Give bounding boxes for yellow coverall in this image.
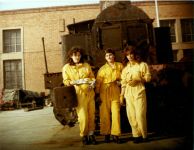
[62,63,96,137]
[121,62,151,138]
[96,62,123,136]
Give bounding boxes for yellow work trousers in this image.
[99,83,121,136]
[125,88,147,138]
[76,88,95,137]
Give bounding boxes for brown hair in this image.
[104,48,115,56]
[66,46,84,65]
[122,45,141,66]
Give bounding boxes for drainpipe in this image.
[42,37,49,74]
[155,0,160,27]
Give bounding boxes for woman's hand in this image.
[120,95,125,106]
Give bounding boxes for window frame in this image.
[3,59,23,89]
[3,29,22,53]
[181,18,194,42]
[160,19,176,43]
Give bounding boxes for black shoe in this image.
[133,136,143,144]
[82,136,88,145]
[142,137,149,142]
[112,135,121,144]
[128,136,135,141]
[88,135,97,145]
[104,135,110,143]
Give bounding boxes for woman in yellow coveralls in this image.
[95,48,123,144]
[120,45,151,143]
[62,47,96,145]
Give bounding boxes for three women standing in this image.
[62,45,151,144]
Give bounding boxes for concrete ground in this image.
[0,107,192,150]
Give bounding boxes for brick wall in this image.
[0,4,100,93]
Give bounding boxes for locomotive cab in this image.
[62,1,157,68]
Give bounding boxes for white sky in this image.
[0,0,190,11]
[0,0,100,11]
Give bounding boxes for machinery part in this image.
[53,107,78,127]
[53,86,78,126]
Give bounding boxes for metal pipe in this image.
[42,37,49,74]
[155,0,160,27]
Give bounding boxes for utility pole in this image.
[155,0,160,27]
[42,37,49,74]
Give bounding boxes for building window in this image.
[3,60,23,89]
[160,19,176,42]
[181,19,194,42]
[3,29,21,53]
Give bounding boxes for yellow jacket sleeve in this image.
[141,62,151,82]
[86,63,95,81]
[95,67,104,93]
[62,64,71,86]
[121,67,128,88]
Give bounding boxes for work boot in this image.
[142,137,149,142]
[82,135,88,145]
[104,135,110,143]
[88,135,97,145]
[112,135,121,144]
[133,136,143,144]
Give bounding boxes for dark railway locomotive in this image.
[63,1,157,67]
[44,1,193,136]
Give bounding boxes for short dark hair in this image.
[104,48,115,56]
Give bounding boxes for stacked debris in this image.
[0,89,45,111]
[0,89,19,110]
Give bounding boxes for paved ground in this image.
[0,107,192,150]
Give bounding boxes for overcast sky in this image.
[0,0,100,11]
[0,0,189,11]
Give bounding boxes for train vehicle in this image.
[44,1,193,135]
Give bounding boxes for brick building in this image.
[0,1,193,94]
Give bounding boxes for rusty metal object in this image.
[52,86,78,126]
[44,72,63,89]
[53,86,77,108]
[24,106,44,112]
